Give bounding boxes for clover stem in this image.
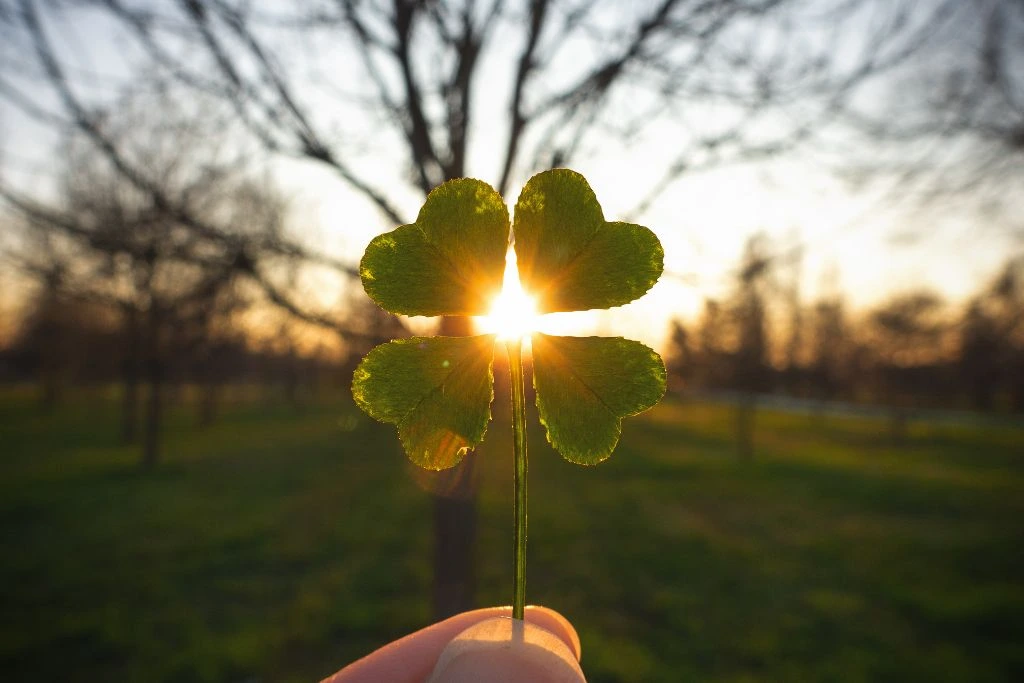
[507,337,528,621]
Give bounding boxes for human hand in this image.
[322,606,586,683]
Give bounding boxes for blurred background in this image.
[1,0,1022,681]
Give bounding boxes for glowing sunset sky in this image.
[2,2,1019,353]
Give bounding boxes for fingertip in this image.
[524,605,582,662]
[320,605,583,683]
[426,616,586,683]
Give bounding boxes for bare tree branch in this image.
[496,0,548,195]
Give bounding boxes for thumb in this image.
[425,616,586,683]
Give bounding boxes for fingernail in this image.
[427,617,586,683]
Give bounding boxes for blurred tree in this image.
[9,96,293,468]
[192,325,247,428]
[1,0,931,213]
[837,0,1024,240]
[665,319,694,393]
[9,283,121,405]
[729,235,773,459]
[868,290,948,442]
[960,300,1003,412]
[0,0,970,617]
[779,245,806,396]
[693,299,726,390]
[959,256,1024,412]
[338,287,410,380]
[808,297,849,404]
[17,253,68,412]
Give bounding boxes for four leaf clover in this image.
[352,169,667,469]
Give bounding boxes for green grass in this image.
[1,387,1022,682]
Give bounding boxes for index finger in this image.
[322,606,581,683]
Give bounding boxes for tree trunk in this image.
[198,379,219,428]
[431,460,479,618]
[143,355,163,469]
[431,315,479,619]
[40,370,60,413]
[122,368,139,444]
[889,406,909,445]
[735,393,757,460]
[196,344,220,429]
[37,303,63,413]
[121,307,140,444]
[972,382,993,413]
[39,322,62,413]
[1009,360,1024,414]
[142,308,162,470]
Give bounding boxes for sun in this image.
[475,248,539,341]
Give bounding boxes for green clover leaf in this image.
[352,170,666,469]
[532,333,666,465]
[352,335,496,470]
[360,178,509,316]
[514,169,665,313]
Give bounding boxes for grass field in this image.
[1,386,1022,682]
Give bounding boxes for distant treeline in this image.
[0,295,354,404]
[0,276,406,468]
[665,240,1024,417]
[3,234,1022,467]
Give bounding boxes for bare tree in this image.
[693,298,730,391]
[868,290,949,442]
[0,0,959,617]
[808,297,849,404]
[664,319,694,393]
[11,251,72,411]
[779,246,805,395]
[960,299,1003,412]
[959,256,1024,412]
[728,235,773,459]
[835,0,1024,240]
[8,95,297,467]
[0,1,919,207]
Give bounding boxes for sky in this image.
[276,135,1017,352]
[1,1,1020,353]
